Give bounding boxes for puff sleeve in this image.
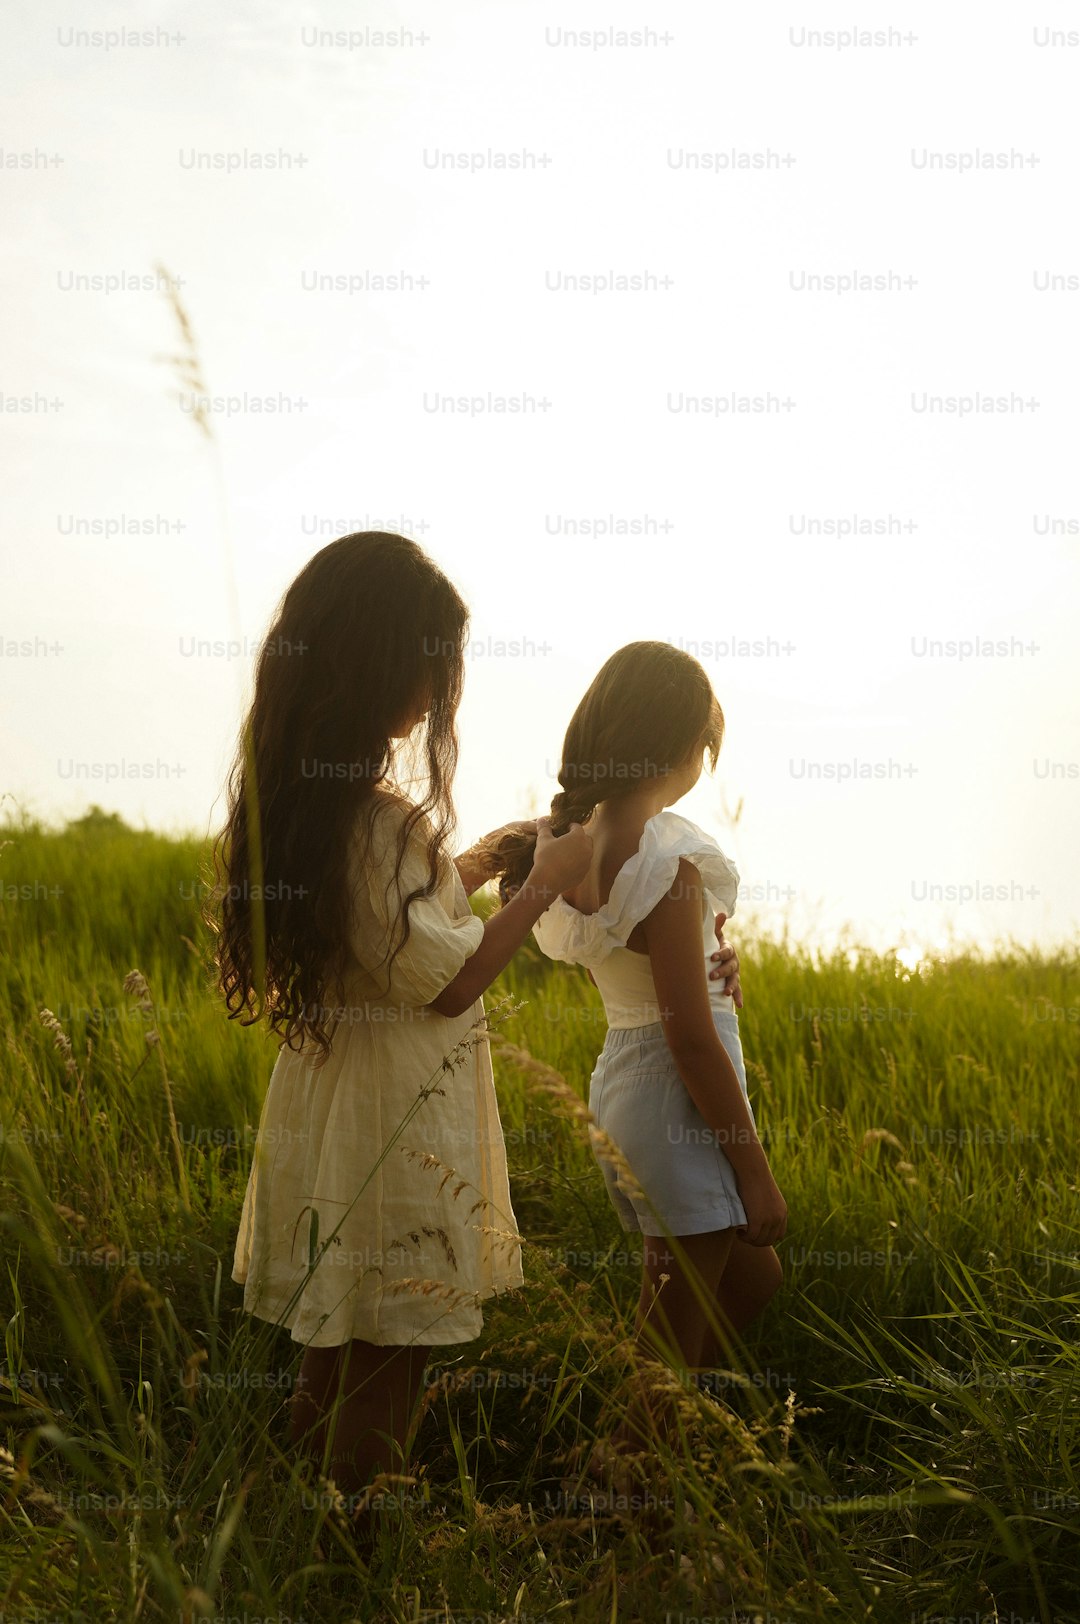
[532,809,739,970]
[347,797,485,1007]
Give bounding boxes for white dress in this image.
[232,794,525,1348]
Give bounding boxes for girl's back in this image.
[534,806,739,1029]
[561,810,651,951]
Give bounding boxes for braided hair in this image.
[484,640,724,901]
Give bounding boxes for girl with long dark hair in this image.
[215,532,591,1523]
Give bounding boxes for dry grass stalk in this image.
[123,969,190,1211]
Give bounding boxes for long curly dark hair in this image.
[211,532,469,1061]
[485,640,725,896]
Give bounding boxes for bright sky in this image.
[3,1,1078,957]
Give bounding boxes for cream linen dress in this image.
[232,793,525,1347]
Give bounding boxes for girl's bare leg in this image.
[698,1241,783,1368]
[291,1339,429,1523]
[290,1342,346,1468]
[609,1228,737,1470]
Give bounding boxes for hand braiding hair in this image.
[549,782,604,837]
[481,781,605,901]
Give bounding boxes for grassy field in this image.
[1,806,1078,1624]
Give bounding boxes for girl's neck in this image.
[591,785,682,831]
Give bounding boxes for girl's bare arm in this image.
[430,819,590,1018]
[642,858,787,1247]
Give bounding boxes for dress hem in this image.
[230,1269,526,1349]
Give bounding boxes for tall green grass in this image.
[1,808,1078,1622]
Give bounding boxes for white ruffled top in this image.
[532,809,740,1029]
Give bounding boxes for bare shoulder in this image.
[599,823,649,889]
[664,854,703,903]
[563,818,647,914]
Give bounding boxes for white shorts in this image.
[587,1006,754,1237]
